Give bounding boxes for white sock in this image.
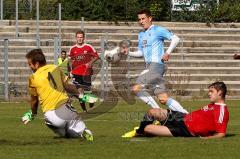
[78,93,84,99]
[166,98,188,114]
[137,91,160,108]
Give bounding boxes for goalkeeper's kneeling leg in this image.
[65,119,86,138]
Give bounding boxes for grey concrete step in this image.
[3,38,240,48]
[175,47,240,54]
[2,32,240,42]
[93,66,240,75]
[4,53,54,60]
[0,46,63,52]
[0,67,32,75]
[4,20,240,28]
[0,45,238,55]
[2,25,240,35]
[0,47,238,57]
[0,59,54,67]
[165,60,240,67]
[110,59,240,67]
[86,27,240,35]
[167,67,240,74]
[170,54,235,60]
[3,51,234,60]
[0,39,56,46]
[84,39,240,48]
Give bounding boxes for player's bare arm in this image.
[86,56,99,68]
[22,95,38,124]
[29,95,39,115]
[200,133,226,139]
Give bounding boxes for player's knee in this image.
[46,123,66,137]
[144,125,154,135]
[132,84,142,94]
[66,120,86,138]
[157,93,169,105]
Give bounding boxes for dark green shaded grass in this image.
[0,100,239,159]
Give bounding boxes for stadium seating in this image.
[0,20,240,99]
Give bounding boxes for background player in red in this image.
[69,30,99,112]
[122,81,229,139]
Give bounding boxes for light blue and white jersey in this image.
[138,25,173,64]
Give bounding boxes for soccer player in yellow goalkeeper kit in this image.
[22,49,97,140]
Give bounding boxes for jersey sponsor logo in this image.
[142,40,147,47]
[202,105,214,111]
[72,55,85,61]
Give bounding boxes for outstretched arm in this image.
[201,133,226,139]
[121,48,143,57]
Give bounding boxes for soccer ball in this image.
[104,46,121,63]
[104,40,131,63]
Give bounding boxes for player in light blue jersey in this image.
[122,9,187,114]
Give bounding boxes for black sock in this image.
[136,121,154,134]
[80,102,87,112]
[136,113,154,134]
[89,103,94,108]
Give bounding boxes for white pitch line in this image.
[129,138,148,142]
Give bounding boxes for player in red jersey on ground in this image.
[122,81,229,139]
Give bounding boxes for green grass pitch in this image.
[0,99,239,159]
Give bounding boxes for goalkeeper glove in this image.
[79,93,98,103]
[22,110,35,124]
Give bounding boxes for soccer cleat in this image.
[82,129,94,141]
[80,93,98,103]
[21,110,34,124]
[121,127,139,138]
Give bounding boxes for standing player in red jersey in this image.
[69,30,99,112]
[122,81,229,139]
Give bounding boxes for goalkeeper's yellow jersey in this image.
[28,64,69,112]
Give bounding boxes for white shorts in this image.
[44,103,86,138]
[136,62,167,94]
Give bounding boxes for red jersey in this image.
[69,44,99,75]
[184,103,229,137]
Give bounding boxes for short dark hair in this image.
[137,9,152,17]
[75,30,85,37]
[61,50,66,54]
[208,81,227,99]
[26,49,46,65]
